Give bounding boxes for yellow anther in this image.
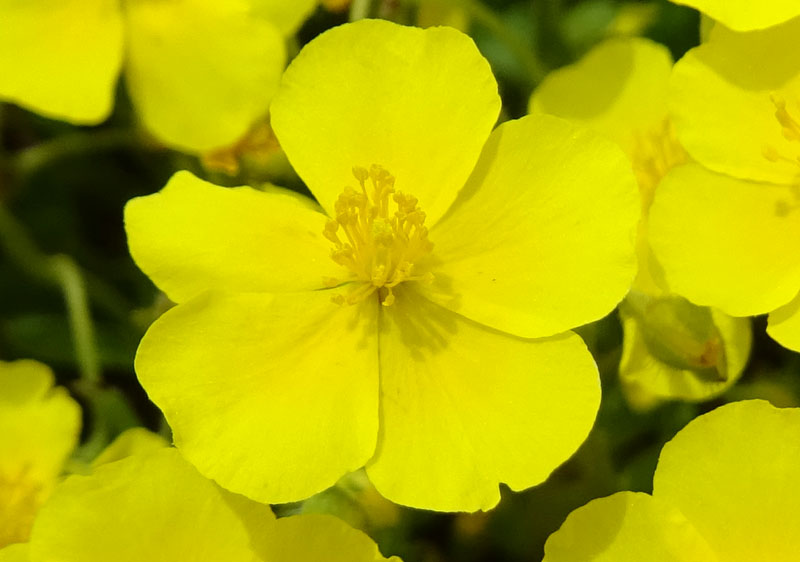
[631,119,688,204]
[323,165,435,306]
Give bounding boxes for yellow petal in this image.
[125,171,340,304]
[135,290,379,504]
[531,37,673,159]
[649,164,800,316]
[619,304,751,410]
[29,448,273,562]
[257,514,400,562]
[670,18,800,185]
[123,0,285,152]
[654,400,800,562]
[0,0,123,123]
[251,0,317,35]
[422,114,639,339]
[91,428,168,469]
[668,0,800,31]
[270,19,500,225]
[542,492,718,562]
[0,545,28,562]
[767,290,800,351]
[366,288,600,512]
[0,360,80,547]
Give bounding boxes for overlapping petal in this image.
[28,448,273,562]
[251,0,317,34]
[366,288,600,512]
[135,290,379,504]
[654,400,800,561]
[257,514,400,562]
[543,492,718,562]
[670,18,800,185]
[0,545,28,562]
[270,19,501,225]
[421,114,638,339]
[123,0,285,152]
[0,0,124,123]
[767,291,800,351]
[619,308,751,409]
[668,0,800,31]
[125,171,340,303]
[531,37,673,159]
[649,164,800,316]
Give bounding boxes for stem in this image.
[11,128,150,179]
[464,0,548,84]
[0,205,101,385]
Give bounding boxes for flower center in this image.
[762,94,800,168]
[0,468,43,547]
[630,119,688,208]
[324,165,434,306]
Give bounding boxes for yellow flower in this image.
[531,38,751,409]
[5,448,398,562]
[126,20,639,512]
[542,399,800,561]
[0,360,80,548]
[649,17,800,352]
[667,0,800,31]
[0,0,315,153]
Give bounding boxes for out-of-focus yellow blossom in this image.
[6,448,398,562]
[0,0,315,153]
[125,20,639,512]
[417,0,469,31]
[650,17,800,352]
[531,38,751,409]
[320,0,350,12]
[90,427,168,468]
[0,360,80,548]
[668,0,800,31]
[543,400,800,561]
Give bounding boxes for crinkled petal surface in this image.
[123,0,285,152]
[270,19,501,225]
[257,514,400,562]
[654,400,800,562]
[0,0,123,123]
[543,492,718,562]
[366,288,600,512]
[422,114,638,339]
[28,448,273,562]
[670,18,800,184]
[135,290,379,504]
[531,37,672,156]
[251,0,317,34]
[649,164,800,316]
[619,308,751,409]
[767,290,800,351]
[125,171,339,303]
[668,0,800,31]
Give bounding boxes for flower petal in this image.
[125,171,340,304]
[531,37,673,158]
[421,114,639,339]
[654,400,800,561]
[257,514,400,562]
[29,448,273,562]
[251,0,317,35]
[619,306,751,410]
[542,492,718,562]
[649,164,800,316]
[366,288,600,512]
[135,290,379,504]
[0,545,28,562]
[767,290,800,351]
[668,0,800,31]
[124,0,285,152]
[91,428,168,469]
[270,19,500,225]
[0,0,123,123]
[670,18,800,185]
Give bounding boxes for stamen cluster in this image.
[323,165,434,306]
[763,94,800,168]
